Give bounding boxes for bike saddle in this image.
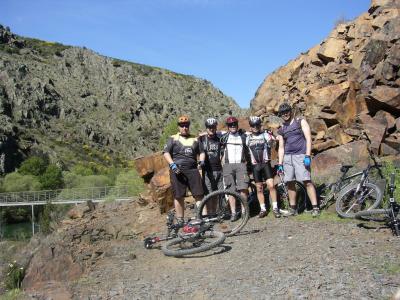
[340,165,353,173]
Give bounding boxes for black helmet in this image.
[249,116,261,127]
[205,117,218,128]
[278,103,292,115]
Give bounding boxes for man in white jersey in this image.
[221,116,250,221]
[246,116,281,218]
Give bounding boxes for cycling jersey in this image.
[163,133,202,169]
[245,132,274,165]
[221,132,248,164]
[199,134,222,171]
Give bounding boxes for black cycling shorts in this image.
[170,168,204,199]
[252,162,274,183]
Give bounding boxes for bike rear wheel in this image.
[276,180,309,213]
[161,230,226,257]
[335,182,383,218]
[197,190,249,237]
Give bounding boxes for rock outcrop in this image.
[0,25,243,173]
[251,0,400,172]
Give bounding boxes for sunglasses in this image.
[279,110,291,116]
[227,123,238,127]
[251,125,261,128]
[178,123,190,128]
[206,126,217,130]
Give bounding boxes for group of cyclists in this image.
[162,103,320,225]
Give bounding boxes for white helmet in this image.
[205,118,218,128]
[249,116,261,127]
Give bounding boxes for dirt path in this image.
[60,214,400,299]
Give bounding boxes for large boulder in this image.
[312,140,370,184]
[134,152,167,181]
[149,167,174,214]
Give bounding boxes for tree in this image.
[39,165,64,190]
[18,156,48,176]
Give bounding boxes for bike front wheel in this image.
[354,208,391,222]
[197,190,249,237]
[161,230,226,257]
[335,182,383,218]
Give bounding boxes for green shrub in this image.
[18,156,48,176]
[39,165,63,190]
[4,261,25,290]
[114,169,145,196]
[71,164,95,176]
[62,171,83,188]
[75,175,112,188]
[158,119,178,150]
[38,201,55,235]
[3,172,41,192]
[382,161,400,203]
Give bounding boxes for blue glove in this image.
[277,164,284,175]
[169,162,181,174]
[198,161,205,168]
[303,155,311,168]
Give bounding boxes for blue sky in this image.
[1,0,370,108]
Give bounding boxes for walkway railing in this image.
[0,185,134,206]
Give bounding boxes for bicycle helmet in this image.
[278,103,292,115]
[205,117,218,128]
[177,115,190,124]
[249,116,261,127]
[226,116,238,125]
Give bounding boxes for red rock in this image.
[134,152,168,180]
[359,113,387,153]
[369,86,400,109]
[380,143,399,156]
[373,110,396,129]
[149,167,174,214]
[312,140,370,183]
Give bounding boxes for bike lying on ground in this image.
[144,209,225,257]
[355,173,399,236]
[196,187,249,237]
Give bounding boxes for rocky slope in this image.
[251,0,399,177]
[7,201,400,299]
[0,25,242,173]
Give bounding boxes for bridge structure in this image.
[0,185,135,235]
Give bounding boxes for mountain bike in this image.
[196,187,249,237]
[248,168,309,215]
[144,209,225,257]
[355,173,399,236]
[318,132,385,211]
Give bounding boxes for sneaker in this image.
[283,207,297,217]
[230,212,240,222]
[272,208,282,218]
[258,210,267,218]
[311,208,320,217]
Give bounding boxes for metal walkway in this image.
[0,185,136,236]
[0,185,134,207]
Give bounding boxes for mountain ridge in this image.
[0,25,243,173]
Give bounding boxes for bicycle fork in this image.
[345,183,375,214]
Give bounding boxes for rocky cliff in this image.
[0,25,242,173]
[251,0,399,165]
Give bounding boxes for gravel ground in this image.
[68,214,400,300]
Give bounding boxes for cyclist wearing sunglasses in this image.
[198,118,224,194]
[220,116,251,221]
[246,116,281,218]
[276,103,320,217]
[163,115,205,222]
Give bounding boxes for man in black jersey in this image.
[199,118,223,213]
[163,115,205,222]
